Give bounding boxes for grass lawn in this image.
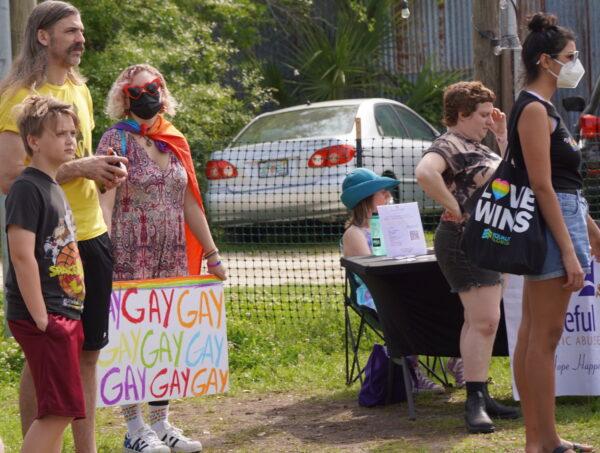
[1,295,600,451]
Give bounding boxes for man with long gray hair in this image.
[0,2,127,451]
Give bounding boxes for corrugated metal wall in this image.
[545,0,600,123]
[391,0,473,78]
[390,0,600,120]
[255,0,600,119]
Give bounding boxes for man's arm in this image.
[0,131,27,194]
[7,225,48,331]
[56,153,128,187]
[0,130,129,191]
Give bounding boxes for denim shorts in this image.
[434,221,503,293]
[525,191,591,281]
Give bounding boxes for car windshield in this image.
[231,105,359,145]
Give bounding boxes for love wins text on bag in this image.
[462,158,547,275]
[474,179,537,242]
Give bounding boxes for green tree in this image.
[72,0,272,171]
[258,0,462,127]
[287,0,396,102]
[383,61,463,129]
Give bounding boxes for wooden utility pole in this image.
[473,0,518,114]
[473,0,517,150]
[9,0,36,57]
[472,0,502,100]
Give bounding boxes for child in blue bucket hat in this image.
[340,168,398,210]
[340,168,462,393]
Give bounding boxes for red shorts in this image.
[9,314,85,419]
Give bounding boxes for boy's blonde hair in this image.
[15,95,80,156]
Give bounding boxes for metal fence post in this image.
[355,117,363,168]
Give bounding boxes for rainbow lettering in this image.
[97,276,228,407]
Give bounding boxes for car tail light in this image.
[307,145,356,168]
[580,114,600,139]
[205,160,238,180]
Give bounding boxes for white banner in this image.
[96,276,228,407]
[504,260,600,398]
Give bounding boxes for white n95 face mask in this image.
[550,58,586,89]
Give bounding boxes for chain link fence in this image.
[207,101,600,322]
[205,100,443,321]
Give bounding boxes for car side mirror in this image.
[562,96,586,112]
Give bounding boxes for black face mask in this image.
[129,93,162,120]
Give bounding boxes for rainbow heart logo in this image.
[491,179,510,200]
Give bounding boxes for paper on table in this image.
[377,202,427,258]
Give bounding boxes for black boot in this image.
[482,384,521,419]
[465,391,495,434]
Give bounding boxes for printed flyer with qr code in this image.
[377,202,427,259]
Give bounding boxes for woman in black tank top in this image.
[511,13,600,453]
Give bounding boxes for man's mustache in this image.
[68,44,85,53]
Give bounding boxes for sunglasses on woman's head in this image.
[122,78,161,99]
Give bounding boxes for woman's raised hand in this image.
[490,108,507,141]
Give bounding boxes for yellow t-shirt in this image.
[0,80,107,241]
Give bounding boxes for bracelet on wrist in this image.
[203,248,219,259]
[206,260,222,268]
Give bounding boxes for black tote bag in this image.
[461,148,547,275]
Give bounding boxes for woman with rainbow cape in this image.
[97,63,226,453]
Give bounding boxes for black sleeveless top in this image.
[508,91,582,191]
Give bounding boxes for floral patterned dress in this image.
[96,128,188,280]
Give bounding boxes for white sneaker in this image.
[123,425,171,453]
[153,422,203,453]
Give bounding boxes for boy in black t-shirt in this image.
[5,96,86,452]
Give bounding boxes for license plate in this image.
[258,159,288,178]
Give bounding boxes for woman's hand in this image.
[587,216,600,261]
[562,250,585,292]
[206,254,227,280]
[447,200,463,221]
[589,231,600,262]
[490,108,507,144]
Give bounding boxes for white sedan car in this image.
[205,98,440,225]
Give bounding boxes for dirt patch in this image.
[145,390,507,452]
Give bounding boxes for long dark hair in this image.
[521,12,575,85]
[0,1,85,96]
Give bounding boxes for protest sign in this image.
[96,275,228,407]
[504,260,600,398]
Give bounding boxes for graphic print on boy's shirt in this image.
[44,206,85,307]
[4,167,86,320]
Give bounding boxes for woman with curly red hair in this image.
[416,81,520,434]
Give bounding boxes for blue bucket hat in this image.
[340,168,399,209]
